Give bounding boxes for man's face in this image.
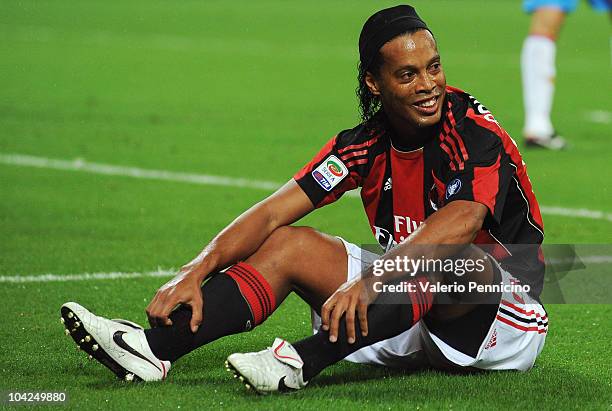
[367,30,446,133]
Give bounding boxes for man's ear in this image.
[365,72,381,96]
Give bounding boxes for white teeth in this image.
[416,97,436,108]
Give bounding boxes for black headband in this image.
[359,5,430,70]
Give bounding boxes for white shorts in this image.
[311,238,548,371]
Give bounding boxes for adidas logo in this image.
[384,177,392,191]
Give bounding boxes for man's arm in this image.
[146,179,314,331]
[363,200,487,284]
[320,200,488,342]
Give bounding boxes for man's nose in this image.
[415,71,435,93]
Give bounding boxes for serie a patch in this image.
[311,155,348,191]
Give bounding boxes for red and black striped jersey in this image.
[294,86,545,297]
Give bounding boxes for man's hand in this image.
[320,278,376,344]
[146,268,205,333]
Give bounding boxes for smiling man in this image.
[60,5,548,391]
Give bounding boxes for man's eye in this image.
[400,72,415,80]
[430,63,441,71]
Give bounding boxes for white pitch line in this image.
[1,256,610,283]
[584,110,612,125]
[0,268,175,283]
[547,255,612,265]
[1,153,611,223]
[539,206,612,222]
[0,153,279,191]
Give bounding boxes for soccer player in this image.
[60,5,549,391]
[521,0,611,149]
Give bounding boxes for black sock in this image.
[294,281,433,381]
[145,273,254,362]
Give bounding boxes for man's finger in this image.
[155,295,177,327]
[320,298,334,331]
[345,300,357,344]
[329,302,346,343]
[146,311,156,328]
[146,294,162,328]
[357,302,369,337]
[189,295,204,333]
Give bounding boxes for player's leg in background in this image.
[144,226,350,362]
[521,0,574,149]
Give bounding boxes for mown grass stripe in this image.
[1,153,611,223]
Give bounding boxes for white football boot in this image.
[226,338,307,394]
[60,302,170,382]
[525,133,567,150]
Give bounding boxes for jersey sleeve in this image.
[442,113,514,227]
[293,129,369,208]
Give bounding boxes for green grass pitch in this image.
[1,0,611,409]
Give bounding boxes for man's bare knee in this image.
[244,226,346,305]
[247,226,346,281]
[263,226,320,254]
[530,8,566,38]
[247,226,324,272]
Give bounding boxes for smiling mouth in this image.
[412,95,440,115]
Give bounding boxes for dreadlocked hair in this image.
[356,56,384,129]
